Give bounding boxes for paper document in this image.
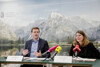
[54,56,72,63]
[24,57,46,60]
[6,56,23,61]
[73,57,96,61]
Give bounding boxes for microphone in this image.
[42,45,58,56]
[73,45,81,57]
[50,46,62,60]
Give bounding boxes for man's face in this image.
[31,29,40,39]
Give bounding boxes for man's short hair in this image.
[31,27,40,32]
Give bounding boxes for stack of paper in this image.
[73,57,96,61]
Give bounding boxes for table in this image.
[0,57,100,67]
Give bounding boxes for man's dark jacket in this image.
[24,38,50,58]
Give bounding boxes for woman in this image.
[69,30,100,59]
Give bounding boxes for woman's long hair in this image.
[73,30,89,47]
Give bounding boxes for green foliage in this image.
[16,37,25,44]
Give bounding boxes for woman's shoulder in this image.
[87,42,94,47]
[71,44,75,48]
[88,42,93,45]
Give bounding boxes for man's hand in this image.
[22,49,29,56]
[34,50,42,57]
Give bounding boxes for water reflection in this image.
[0,44,100,57]
[0,44,24,57]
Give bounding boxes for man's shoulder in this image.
[26,39,32,43]
[39,38,47,42]
[39,38,46,41]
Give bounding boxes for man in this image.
[21,27,50,67]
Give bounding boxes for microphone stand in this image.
[75,51,78,57]
[43,53,49,60]
[50,51,57,60]
[50,46,62,60]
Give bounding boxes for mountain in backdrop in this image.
[14,18,46,40]
[15,12,100,42]
[0,19,17,41]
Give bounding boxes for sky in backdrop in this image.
[0,0,100,27]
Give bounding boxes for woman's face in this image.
[76,33,84,42]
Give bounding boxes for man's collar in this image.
[32,38,39,42]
